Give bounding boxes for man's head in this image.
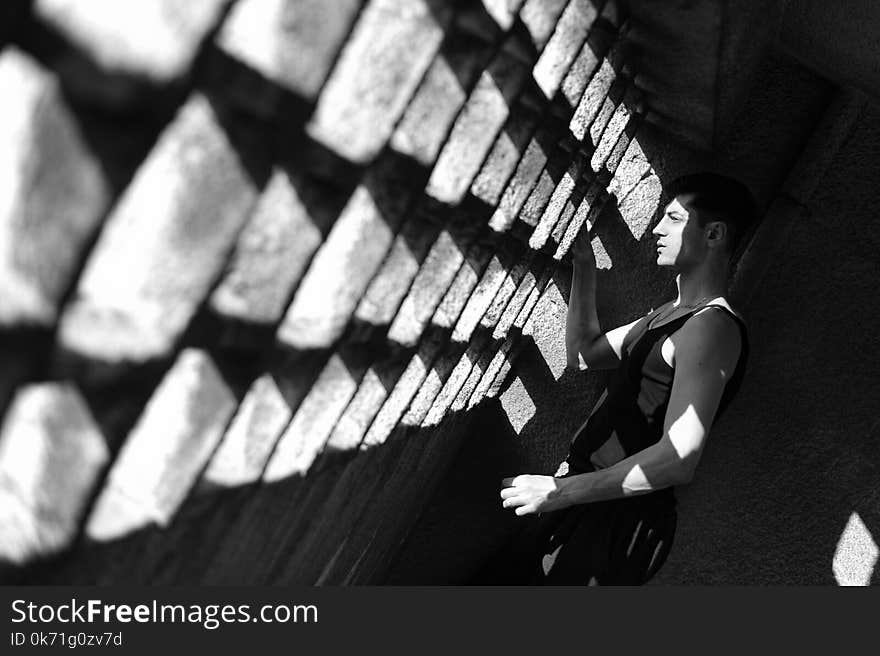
[652,172,757,270]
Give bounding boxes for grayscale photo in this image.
[0,0,878,590]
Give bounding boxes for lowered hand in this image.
[500,475,569,516]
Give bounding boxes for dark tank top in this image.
[566,299,749,475]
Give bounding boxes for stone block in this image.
[470,104,538,207]
[522,280,567,379]
[426,53,528,205]
[468,336,516,406]
[209,170,340,326]
[262,354,362,482]
[530,154,585,249]
[199,375,292,490]
[58,95,259,367]
[431,245,492,330]
[479,257,531,331]
[86,350,237,541]
[0,384,108,564]
[362,334,443,447]
[452,253,511,343]
[591,85,640,173]
[485,337,521,399]
[324,358,409,454]
[354,207,442,328]
[546,189,581,249]
[387,230,465,348]
[0,49,109,327]
[607,132,652,201]
[512,266,554,333]
[554,182,606,259]
[587,78,626,151]
[489,128,553,232]
[533,0,600,99]
[401,345,464,427]
[518,155,568,227]
[618,173,663,240]
[421,337,489,426]
[569,41,623,141]
[602,113,642,177]
[519,0,571,53]
[35,0,228,83]
[391,31,493,167]
[306,0,452,164]
[559,1,614,108]
[450,338,500,414]
[277,157,415,350]
[492,264,541,340]
[218,0,363,101]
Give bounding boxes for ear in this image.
[705,221,727,248]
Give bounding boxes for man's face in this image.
[652,194,707,270]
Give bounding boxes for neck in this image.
[673,258,729,307]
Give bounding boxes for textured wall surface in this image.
[1,0,661,584]
[654,95,880,585]
[0,0,872,586]
[387,85,880,585]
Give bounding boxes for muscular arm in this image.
[502,308,742,514]
[566,230,643,371]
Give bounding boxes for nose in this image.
[652,219,665,236]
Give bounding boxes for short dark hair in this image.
[664,172,758,256]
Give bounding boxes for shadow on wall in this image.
[384,190,678,584]
[5,375,486,586]
[3,0,864,586]
[655,106,880,584]
[388,94,880,586]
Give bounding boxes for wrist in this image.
[554,476,577,509]
[558,472,593,507]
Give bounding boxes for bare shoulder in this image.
[674,301,743,367]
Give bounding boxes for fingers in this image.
[501,494,536,515]
[500,475,545,516]
[501,495,525,508]
[501,474,535,488]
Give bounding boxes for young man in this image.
[499,172,757,584]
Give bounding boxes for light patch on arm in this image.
[666,404,706,459]
[621,463,652,494]
[661,337,675,367]
[604,316,644,361]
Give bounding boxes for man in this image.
[499,172,757,584]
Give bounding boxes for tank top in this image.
[566,299,749,475]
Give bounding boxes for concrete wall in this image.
[386,48,837,583]
[779,0,880,100]
[0,1,869,586]
[655,92,880,585]
[0,0,677,585]
[389,81,880,585]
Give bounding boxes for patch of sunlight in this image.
[499,376,536,434]
[833,511,878,586]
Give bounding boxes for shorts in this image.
[530,489,677,585]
